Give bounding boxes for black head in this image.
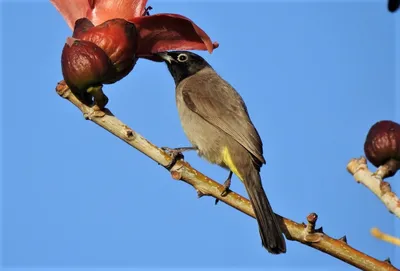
[156,51,211,85]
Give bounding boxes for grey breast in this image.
[175,75,226,166]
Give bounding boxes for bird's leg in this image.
[161,146,197,169]
[162,147,197,153]
[221,171,233,196]
[215,171,233,205]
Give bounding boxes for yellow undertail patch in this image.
[221,146,244,181]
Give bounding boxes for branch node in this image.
[303,232,324,243]
[170,170,182,180]
[339,235,348,243]
[122,125,135,139]
[359,156,367,165]
[347,157,369,182]
[306,213,318,233]
[303,213,323,243]
[56,80,70,98]
[83,106,106,120]
[379,181,392,195]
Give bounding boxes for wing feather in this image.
[180,68,265,164]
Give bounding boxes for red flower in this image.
[61,37,114,108]
[71,18,138,83]
[50,0,218,56]
[52,0,218,108]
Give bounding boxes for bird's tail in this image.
[244,168,286,254]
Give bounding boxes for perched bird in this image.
[156,51,286,254]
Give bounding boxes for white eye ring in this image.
[177,54,188,62]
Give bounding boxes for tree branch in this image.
[56,81,398,271]
[347,157,400,219]
[371,228,400,247]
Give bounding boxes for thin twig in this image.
[56,81,399,271]
[347,157,400,218]
[371,228,400,247]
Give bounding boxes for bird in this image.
[156,51,286,254]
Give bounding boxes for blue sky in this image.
[1,0,399,270]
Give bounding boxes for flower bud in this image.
[364,120,400,177]
[61,37,114,102]
[73,18,138,83]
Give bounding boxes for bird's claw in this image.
[161,147,185,169]
[215,176,232,205]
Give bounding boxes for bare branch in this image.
[347,157,400,218]
[371,228,400,247]
[56,81,399,271]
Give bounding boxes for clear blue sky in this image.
[1,0,399,270]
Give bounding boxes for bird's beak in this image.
[156,52,176,64]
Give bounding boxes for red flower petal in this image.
[50,0,92,29]
[88,0,149,25]
[73,18,138,83]
[130,13,216,56]
[50,0,148,29]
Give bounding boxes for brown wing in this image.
[180,68,266,164]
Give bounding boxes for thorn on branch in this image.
[303,213,323,243]
[315,227,324,233]
[384,258,392,264]
[196,189,205,198]
[339,235,348,243]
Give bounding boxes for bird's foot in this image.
[161,147,196,169]
[215,172,233,205]
[220,178,232,197]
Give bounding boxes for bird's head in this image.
[155,51,211,85]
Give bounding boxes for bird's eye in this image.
[177,54,188,62]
